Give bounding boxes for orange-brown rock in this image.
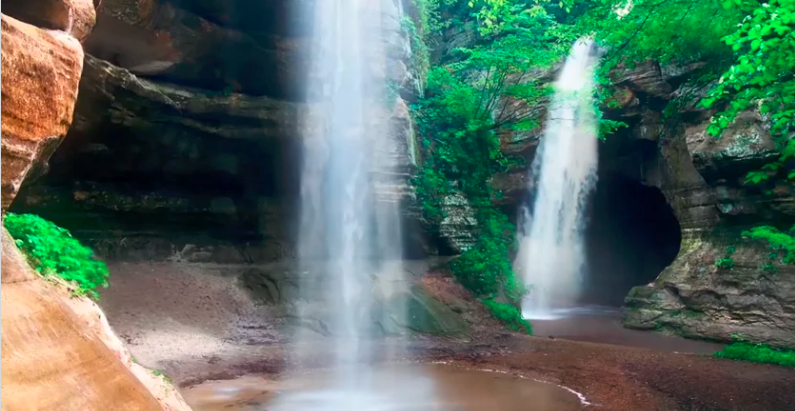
[0,228,190,410]
[1,15,84,211]
[1,0,96,40]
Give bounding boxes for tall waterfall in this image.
[271,0,436,409]
[517,39,600,320]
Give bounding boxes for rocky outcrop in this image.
[1,15,85,211]
[83,0,309,99]
[600,63,795,348]
[0,228,191,411]
[622,106,795,348]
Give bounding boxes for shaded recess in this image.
[582,171,681,307]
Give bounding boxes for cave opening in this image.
[581,173,682,307]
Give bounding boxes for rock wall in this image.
[11,0,428,261]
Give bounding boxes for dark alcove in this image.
[581,174,682,307]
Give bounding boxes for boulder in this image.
[1,0,96,40]
[1,15,84,211]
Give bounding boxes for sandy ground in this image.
[99,262,795,411]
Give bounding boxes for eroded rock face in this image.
[1,15,84,211]
[84,0,310,99]
[611,65,795,348]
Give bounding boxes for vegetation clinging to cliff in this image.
[742,226,795,265]
[4,213,109,299]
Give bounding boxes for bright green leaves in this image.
[715,342,795,367]
[742,225,795,265]
[742,140,795,185]
[703,0,795,139]
[744,170,771,185]
[482,298,533,334]
[4,213,109,299]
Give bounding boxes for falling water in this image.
[517,39,600,320]
[271,0,437,409]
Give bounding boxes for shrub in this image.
[482,298,532,335]
[4,213,109,299]
[714,342,795,368]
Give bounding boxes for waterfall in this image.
[271,0,437,409]
[517,39,600,320]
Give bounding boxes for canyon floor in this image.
[177,334,795,411]
[99,262,795,411]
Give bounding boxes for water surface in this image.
[182,364,586,411]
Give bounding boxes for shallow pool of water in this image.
[182,364,587,411]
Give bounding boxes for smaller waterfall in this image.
[517,39,600,319]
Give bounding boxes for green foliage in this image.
[715,342,795,368]
[743,140,795,185]
[742,225,795,265]
[412,58,528,306]
[715,245,736,270]
[482,298,533,335]
[4,213,109,299]
[702,0,795,139]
